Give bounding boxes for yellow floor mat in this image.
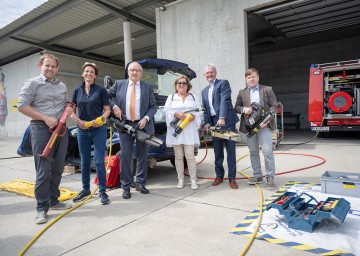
[0,180,77,201]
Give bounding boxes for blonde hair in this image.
[173,76,192,93]
[245,68,259,77]
[38,54,59,67]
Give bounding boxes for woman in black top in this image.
[70,62,111,205]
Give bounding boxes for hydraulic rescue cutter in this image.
[108,117,163,148]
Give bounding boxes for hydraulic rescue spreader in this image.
[170,108,202,137]
[172,113,194,137]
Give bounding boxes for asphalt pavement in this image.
[1,130,359,256]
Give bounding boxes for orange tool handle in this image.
[41,103,73,158]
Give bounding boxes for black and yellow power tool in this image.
[108,116,163,147]
[206,125,245,142]
[170,108,202,137]
[172,113,193,137]
[245,102,276,138]
[85,116,107,128]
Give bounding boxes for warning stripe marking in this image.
[231,181,354,256]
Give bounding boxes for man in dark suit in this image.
[109,62,157,199]
[234,68,278,190]
[201,64,240,189]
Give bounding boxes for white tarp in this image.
[244,184,360,255]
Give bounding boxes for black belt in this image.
[30,120,46,125]
[126,120,140,123]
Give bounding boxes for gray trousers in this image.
[30,123,68,212]
[246,127,275,178]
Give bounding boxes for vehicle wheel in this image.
[184,158,188,169]
[114,150,135,183]
[170,158,175,167]
[323,132,331,138]
[109,143,120,155]
[317,132,324,138]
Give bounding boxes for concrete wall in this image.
[0,51,123,137]
[156,0,282,105]
[249,36,360,129]
[156,0,360,129]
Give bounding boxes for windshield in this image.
[142,69,182,96]
[154,107,165,122]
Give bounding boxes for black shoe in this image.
[122,189,131,199]
[73,190,91,202]
[99,192,110,205]
[135,184,149,194]
[130,181,136,188]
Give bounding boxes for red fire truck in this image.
[308,59,360,135]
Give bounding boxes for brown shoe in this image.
[212,177,223,186]
[229,179,238,189]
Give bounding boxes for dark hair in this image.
[245,68,259,77]
[82,62,98,75]
[173,76,192,93]
[38,54,59,67]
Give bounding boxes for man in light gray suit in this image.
[202,64,240,189]
[109,62,157,199]
[234,68,278,190]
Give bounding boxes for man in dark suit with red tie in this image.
[201,64,240,189]
[109,62,157,199]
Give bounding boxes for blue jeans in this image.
[77,126,107,193]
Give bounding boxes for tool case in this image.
[266,191,351,232]
[321,171,360,198]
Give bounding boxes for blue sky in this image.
[0,0,47,29]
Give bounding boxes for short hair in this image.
[245,68,259,77]
[173,75,192,93]
[128,61,143,71]
[204,63,217,73]
[82,62,98,75]
[38,54,59,67]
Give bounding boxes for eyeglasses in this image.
[177,82,188,85]
[129,69,142,73]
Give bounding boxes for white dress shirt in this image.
[208,81,216,116]
[250,85,260,104]
[126,81,141,120]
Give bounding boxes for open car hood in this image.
[125,58,197,80]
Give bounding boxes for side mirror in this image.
[104,76,114,89]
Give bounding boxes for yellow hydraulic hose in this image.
[20,122,323,256]
[18,188,99,256]
[19,127,113,256]
[235,153,264,256]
